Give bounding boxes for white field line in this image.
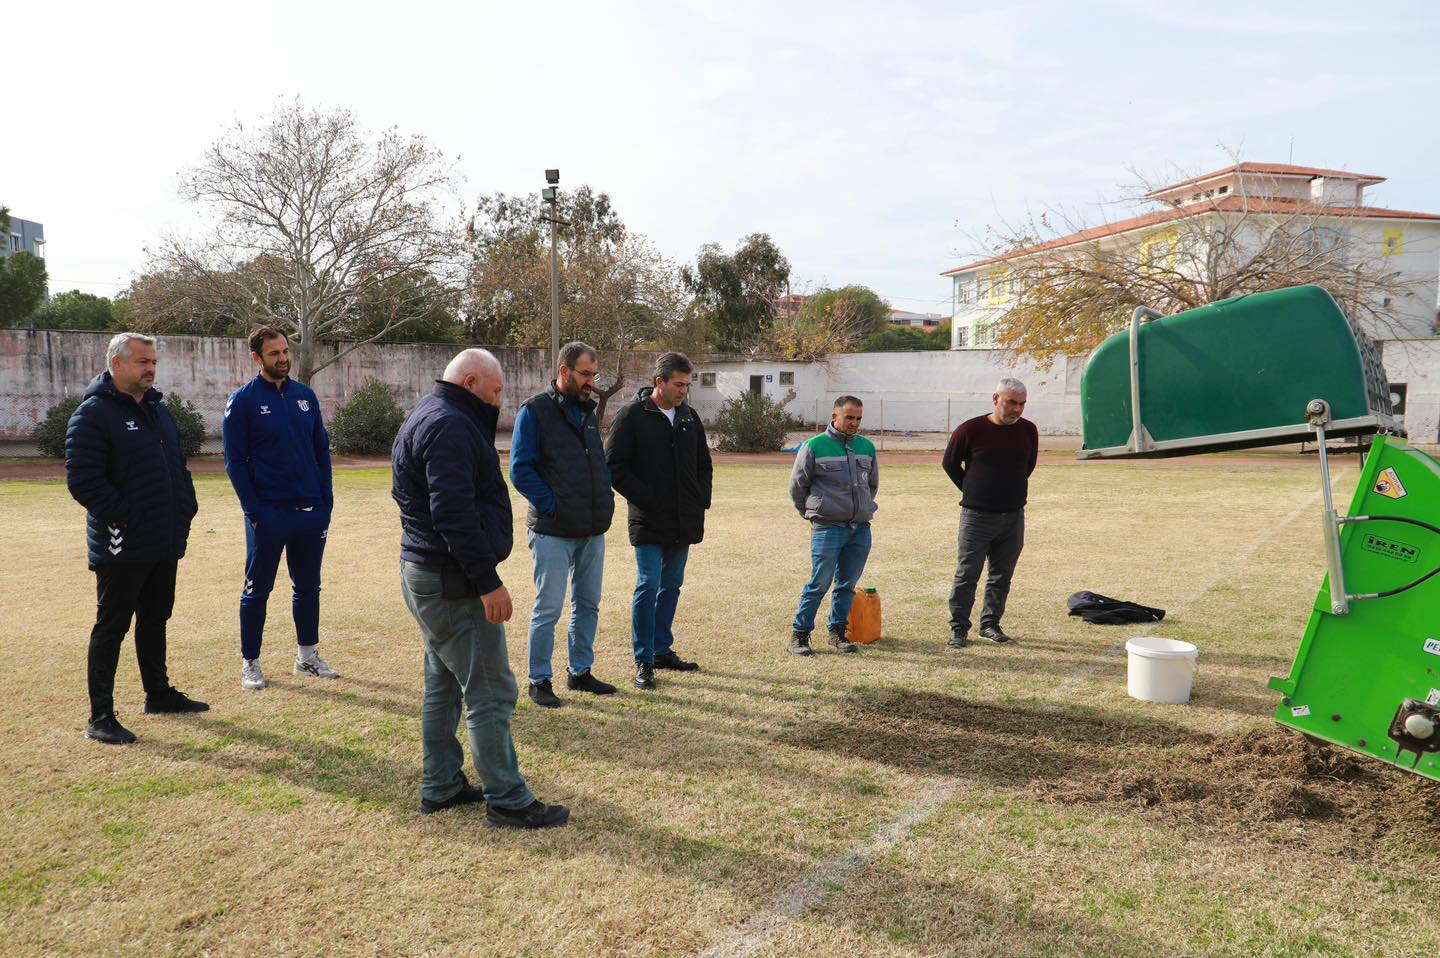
[700,779,958,958]
[702,470,1345,957]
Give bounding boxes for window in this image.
[778,372,794,385]
[1383,231,1405,257]
[700,372,716,387]
[1302,227,1343,254]
[1390,383,1407,416]
[7,234,18,252]
[1217,185,1229,195]
[955,326,969,347]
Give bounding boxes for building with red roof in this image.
[942,163,1440,348]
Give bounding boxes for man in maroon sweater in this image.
[941,378,1037,648]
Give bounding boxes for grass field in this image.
[3,455,1438,957]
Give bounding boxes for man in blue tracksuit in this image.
[222,326,338,691]
[509,341,617,708]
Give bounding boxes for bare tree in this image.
[146,99,463,381]
[464,186,698,422]
[968,171,1420,365]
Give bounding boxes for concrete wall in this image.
[0,330,626,439]
[687,351,1086,435]
[3,328,1437,445]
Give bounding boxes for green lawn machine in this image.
[1078,284,1440,782]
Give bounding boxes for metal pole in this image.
[880,396,885,452]
[1128,305,1164,453]
[946,396,951,434]
[548,213,560,362]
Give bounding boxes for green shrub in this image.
[329,379,406,455]
[164,393,208,458]
[33,395,84,458]
[711,391,792,453]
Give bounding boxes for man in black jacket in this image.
[604,352,713,690]
[509,341,617,708]
[65,332,208,745]
[392,348,568,829]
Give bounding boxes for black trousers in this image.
[89,561,176,718]
[948,507,1025,637]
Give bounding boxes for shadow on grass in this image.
[777,688,1204,787]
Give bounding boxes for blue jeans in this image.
[399,561,534,810]
[525,531,605,684]
[239,504,329,660]
[793,522,873,634]
[631,544,689,665]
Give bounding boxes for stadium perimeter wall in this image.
[2,329,1436,445]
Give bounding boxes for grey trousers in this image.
[399,560,535,809]
[948,507,1025,637]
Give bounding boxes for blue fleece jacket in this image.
[222,375,333,519]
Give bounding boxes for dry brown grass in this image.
[2,455,1436,957]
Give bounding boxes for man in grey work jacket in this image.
[509,341,617,708]
[787,395,879,656]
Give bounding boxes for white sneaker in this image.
[241,660,267,691]
[295,652,340,679]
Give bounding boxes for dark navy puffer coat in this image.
[65,373,199,569]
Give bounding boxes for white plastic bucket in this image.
[1125,637,1199,704]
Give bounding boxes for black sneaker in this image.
[947,633,970,650]
[828,629,859,654]
[635,663,656,690]
[86,712,137,745]
[566,670,616,695]
[528,679,562,709]
[143,688,211,714]
[653,651,699,672]
[978,626,1015,645]
[486,798,570,830]
[788,630,814,656]
[418,777,486,815]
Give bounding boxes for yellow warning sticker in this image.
[1374,467,1408,500]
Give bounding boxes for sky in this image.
[6,0,1440,316]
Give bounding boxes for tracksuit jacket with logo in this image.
[222,375,333,519]
[64,372,198,568]
[789,426,879,527]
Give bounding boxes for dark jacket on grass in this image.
[65,372,198,569]
[604,387,713,547]
[391,381,513,594]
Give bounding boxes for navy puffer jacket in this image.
[391,382,514,595]
[65,373,199,569]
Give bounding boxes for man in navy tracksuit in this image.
[222,326,338,691]
[65,332,208,745]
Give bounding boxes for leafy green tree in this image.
[0,205,49,326]
[29,290,117,330]
[681,233,790,352]
[775,285,891,358]
[860,320,951,352]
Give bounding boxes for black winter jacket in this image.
[604,388,713,546]
[391,382,514,594]
[65,373,198,569]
